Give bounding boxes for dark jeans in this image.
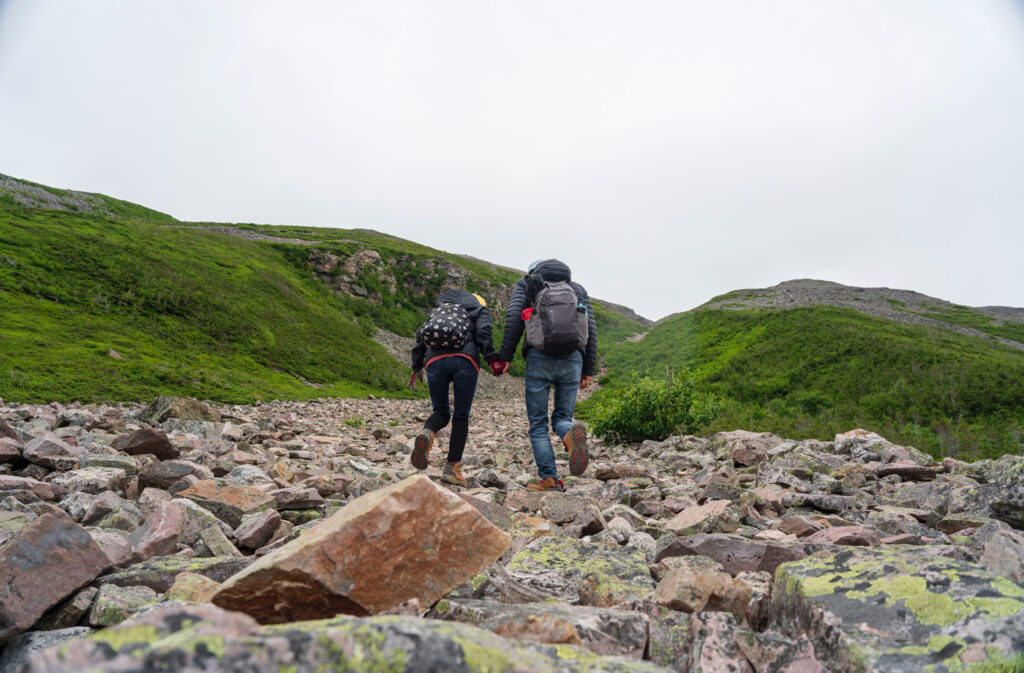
[424,355,478,464]
[525,349,583,479]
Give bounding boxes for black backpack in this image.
[417,303,472,350]
[525,279,589,356]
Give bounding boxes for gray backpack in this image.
[525,280,588,356]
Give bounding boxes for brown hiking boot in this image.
[527,477,565,492]
[441,462,467,487]
[411,430,434,470]
[564,422,589,477]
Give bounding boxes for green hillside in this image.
[584,306,1024,460]
[0,175,646,404]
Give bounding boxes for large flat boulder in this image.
[0,511,108,645]
[429,598,650,659]
[657,533,818,576]
[506,536,655,607]
[97,555,252,592]
[211,474,511,622]
[23,603,670,673]
[771,546,1024,673]
[177,479,276,528]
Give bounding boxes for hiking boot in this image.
[564,422,589,477]
[441,462,467,487]
[527,477,565,492]
[411,430,434,471]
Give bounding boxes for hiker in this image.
[496,259,597,492]
[410,289,503,486]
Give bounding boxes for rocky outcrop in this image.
[2,395,1023,672]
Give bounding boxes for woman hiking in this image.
[410,289,505,486]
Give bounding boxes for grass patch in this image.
[582,307,1024,460]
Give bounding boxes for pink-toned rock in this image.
[89,529,132,567]
[803,525,879,547]
[0,510,108,645]
[22,435,85,471]
[0,418,19,441]
[0,437,21,463]
[748,487,784,514]
[651,566,752,618]
[138,487,173,515]
[871,460,942,482]
[732,446,766,467]
[233,509,282,550]
[593,463,653,481]
[774,515,827,537]
[269,486,324,510]
[753,530,797,542]
[666,500,738,536]
[212,474,511,622]
[165,572,221,603]
[881,534,927,545]
[111,427,180,460]
[0,475,56,500]
[688,612,754,673]
[178,479,276,528]
[127,500,188,561]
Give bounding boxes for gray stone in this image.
[22,435,85,471]
[772,546,1024,673]
[0,628,92,673]
[43,468,128,496]
[87,585,158,627]
[506,536,655,607]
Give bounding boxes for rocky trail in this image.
[1,390,1023,673]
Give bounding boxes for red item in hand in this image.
[521,307,534,321]
[409,372,418,391]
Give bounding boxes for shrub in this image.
[590,373,720,443]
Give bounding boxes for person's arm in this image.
[411,336,426,372]
[497,280,528,364]
[474,306,500,363]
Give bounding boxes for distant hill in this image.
[0,173,648,404]
[584,280,1024,460]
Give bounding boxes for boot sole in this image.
[411,434,431,470]
[567,424,589,477]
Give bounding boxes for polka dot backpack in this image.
[416,302,472,350]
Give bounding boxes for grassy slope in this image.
[0,183,647,403]
[583,307,1024,460]
[0,206,411,403]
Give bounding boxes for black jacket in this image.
[497,259,598,376]
[411,289,499,371]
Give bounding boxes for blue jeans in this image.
[525,349,583,479]
[425,356,478,463]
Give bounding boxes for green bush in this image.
[590,373,720,443]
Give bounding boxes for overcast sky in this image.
[2,1,1023,320]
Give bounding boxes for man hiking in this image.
[496,259,597,492]
[410,289,502,487]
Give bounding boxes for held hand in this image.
[580,375,592,389]
[409,370,422,391]
[490,360,509,376]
